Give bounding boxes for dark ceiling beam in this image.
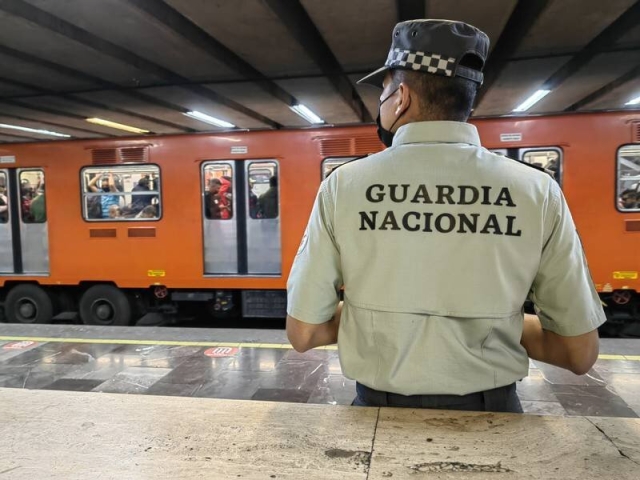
[0,110,112,137]
[0,98,125,133]
[0,45,198,126]
[544,1,640,92]
[0,131,42,141]
[509,45,640,63]
[5,42,640,102]
[126,0,301,109]
[475,0,551,105]
[0,0,281,128]
[565,64,640,111]
[263,0,373,123]
[0,76,190,132]
[396,0,426,21]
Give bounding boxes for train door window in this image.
[322,157,357,179]
[19,170,46,223]
[17,168,49,274]
[521,148,562,184]
[617,145,640,212]
[81,165,161,221]
[0,171,8,223]
[203,163,234,220]
[246,160,281,275]
[202,162,238,275]
[248,161,278,219]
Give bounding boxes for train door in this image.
[246,161,280,274]
[202,160,281,276]
[0,168,49,275]
[0,170,12,273]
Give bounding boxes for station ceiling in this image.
[0,0,639,143]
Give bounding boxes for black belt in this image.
[355,382,521,412]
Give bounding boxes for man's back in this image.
[286,19,605,411]
[291,121,604,396]
[335,122,548,319]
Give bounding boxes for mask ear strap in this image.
[380,86,399,106]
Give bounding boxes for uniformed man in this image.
[286,20,606,412]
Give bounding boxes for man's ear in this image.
[397,82,411,113]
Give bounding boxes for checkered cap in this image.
[358,19,489,88]
[387,48,456,76]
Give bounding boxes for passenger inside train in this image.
[258,175,279,219]
[619,188,639,210]
[204,178,222,220]
[83,167,161,220]
[0,174,8,223]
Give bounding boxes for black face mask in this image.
[376,87,410,148]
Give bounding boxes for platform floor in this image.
[1,388,639,479]
[0,324,638,418]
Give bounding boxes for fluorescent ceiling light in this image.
[86,117,149,134]
[625,94,640,106]
[184,111,235,128]
[0,122,71,138]
[512,89,551,112]
[290,104,324,124]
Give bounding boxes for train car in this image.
[0,111,638,331]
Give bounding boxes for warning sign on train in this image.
[204,347,239,357]
[613,271,638,280]
[500,133,522,142]
[3,341,37,350]
[230,146,248,154]
[0,155,16,164]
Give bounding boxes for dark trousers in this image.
[353,382,523,413]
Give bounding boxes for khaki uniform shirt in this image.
[287,121,606,396]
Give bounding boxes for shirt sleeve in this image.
[287,180,342,324]
[528,181,607,336]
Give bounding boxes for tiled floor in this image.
[0,335,638,418]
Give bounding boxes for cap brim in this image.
[356,66,389,88]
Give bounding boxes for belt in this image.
[356,382,520,412]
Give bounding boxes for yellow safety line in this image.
[0,336,632,358]
[0,336,339,351]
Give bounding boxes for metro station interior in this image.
[0,1,639,478]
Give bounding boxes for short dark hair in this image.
[390,69,477,122]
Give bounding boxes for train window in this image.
[322,157,357,179]
[248,161,278,219]
[81,165,161,221]
[617,145,640,212]
[0,171,8,223]
[521,148,562,184]
[20,170,46,223]
[203,163,234,220]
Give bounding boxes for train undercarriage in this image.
[1,282,639,337]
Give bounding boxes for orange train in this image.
[0,111,639,331]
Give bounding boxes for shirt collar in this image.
[392,121,481,147]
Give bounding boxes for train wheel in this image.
[5,284,54,324]
[79,285,132,326]
[611,290,634,306]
